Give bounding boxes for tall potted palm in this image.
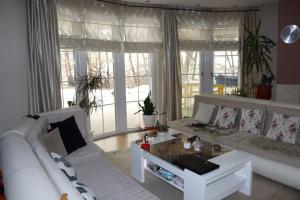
[243,20,276,100]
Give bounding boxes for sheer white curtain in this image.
[56,0,162,52]
[176,11,241,51]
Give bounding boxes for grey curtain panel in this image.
[240,11,258,97]
[163,10,182,121]
[27,0,62,114]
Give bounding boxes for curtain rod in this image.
[97,0,259,12]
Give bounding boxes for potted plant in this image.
[135,92,157,128]
[243,20,276,100]
[256,74,275,100]
[69,68,107,114]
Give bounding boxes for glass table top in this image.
[148,134,232,169]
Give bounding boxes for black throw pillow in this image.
[50,116,86,154]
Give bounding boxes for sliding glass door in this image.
[60,50,156,136]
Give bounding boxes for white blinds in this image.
[57,0,163,52]
[176,11,241,51]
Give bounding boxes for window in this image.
[177,11,241,117]
[57,1,162,136]
[60,49,75,108]
[213,51,239,95]
[86,52,116,134]
[125,53,153,129]
[60,50,155,135]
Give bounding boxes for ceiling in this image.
[122,0,279,8]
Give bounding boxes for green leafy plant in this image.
[135,92,157,115]
[260,73,275,86]
[230,88,248,97]
[75,68,108,114]
[243,20,276,84]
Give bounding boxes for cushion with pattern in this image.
[266,112,300,144]
[51,152,77,181]
[72,181,100,200]
[239,108,264,134]
[213,105,238,129]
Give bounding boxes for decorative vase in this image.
[143,115,156,128]
[256,85,272,100]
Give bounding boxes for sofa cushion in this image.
[216,131,255,148]
[70,153,159,200]
[39,128,67,156]
[265,103,300,143]
[66,143,105,165]
[39,106,91,143]
[213,105,238,129]
[237,136,300,168]
[194,102,216,124]
[266,112,299,144]
[51,152,77,182]
[51,116,87,154]
[239,108,264,135]
[72,180,100,200]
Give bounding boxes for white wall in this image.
[258,5,279,99]
[0,0,28,134]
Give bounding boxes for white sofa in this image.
[169,94,300,190]
[0,106,159,200]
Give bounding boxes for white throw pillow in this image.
[213,105,238,129]
[39,128,67,156]
[194,102,216,124]
[72,181,101,200]
[51,152,77,181]
[239,108,264,134]
[266,112,300,144]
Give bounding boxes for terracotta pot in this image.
[256,85,272,100]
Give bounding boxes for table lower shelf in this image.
[145,167,184,191]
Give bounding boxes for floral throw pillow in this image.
[266,112,300,144]
[239,108,264,134]
[213,106,238,129]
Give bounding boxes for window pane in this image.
[126,77,139,102]
[180,50,200,116]
[182,98,194,117]
[138,77,152,100]
[138,53,151,76]
[61,83,75,108]
[103,105,116,133]
[127,102,141,129]
[213,50,239,96]
[180,51,200,75]
[125,53,138,77]
[60,50,75,83]
[90,109,104,135]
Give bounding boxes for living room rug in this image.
[106,149,300,200]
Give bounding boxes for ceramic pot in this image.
[143,115,156,128]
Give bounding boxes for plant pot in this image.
[143,115,156,128]
[256,85,272,100]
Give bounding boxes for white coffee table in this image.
[131,130,252,200]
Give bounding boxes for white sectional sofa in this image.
[0,106,159,200]
[169,94,300,190]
